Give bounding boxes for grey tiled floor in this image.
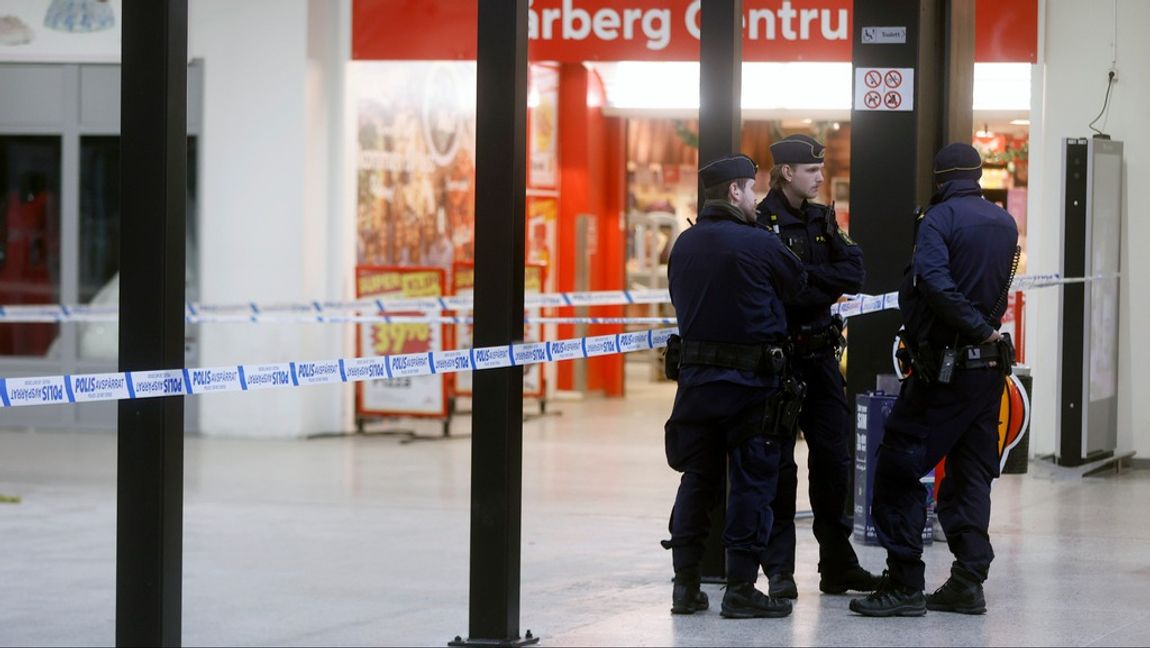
[2,371,1149,647]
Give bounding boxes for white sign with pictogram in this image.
[854,67,914,112]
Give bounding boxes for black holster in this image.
[771,377,807,437]
[998,333,1016,375]
[664,334,682,380]
[730,376,806,449]
[908,339,940,384]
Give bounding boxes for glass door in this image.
[0,62,202,431]
[0,136,62,358]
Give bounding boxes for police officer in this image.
[754,134,880,598]
[850,143,1019,617]
[662,154,806,619]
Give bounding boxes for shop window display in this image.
[353,61,560,294]
[974,128,1029,273]
[354,62,478,286]
[623,119,854,265]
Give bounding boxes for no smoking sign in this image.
[854,67,914,112]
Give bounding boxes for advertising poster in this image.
[528,63,559,189]
[353,62,477,280]
[355,266,446,417]
[0,0,121,61]
[452,262,545,398]
[526,196,557,280]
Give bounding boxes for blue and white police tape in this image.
[0,311,681,325]
[0,328,679,408]
[826,272,1120,319]
[0,272,1085,324]
[0,291,670,322]
[832,292,898,319]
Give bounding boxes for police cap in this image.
[769,134,825,165]
[933,142,983,182]
[698,154,758,189]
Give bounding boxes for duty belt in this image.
[901,333,1015,384]
[956,341,1011,370]
[792,315,846,356]
[678,338,788,376]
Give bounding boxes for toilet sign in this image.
[854,67,914,112]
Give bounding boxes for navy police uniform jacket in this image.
[668,200,807,388]
[899,179,1019,347]
[755,189,864,332]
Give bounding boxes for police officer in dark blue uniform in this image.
[850,143,1019,617]
[754,134,881,599]
[662,154,807,619]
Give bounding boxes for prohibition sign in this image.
[864,91,882,109]
[884,91,902,109]
[864,70,882,88]
[884,70,903,88]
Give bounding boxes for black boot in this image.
[926,574,986,615]
[848,574,926,617]
[721,582,792,619]
[768,573,798,599]
[671,578,709,615]
[819,565,883,594]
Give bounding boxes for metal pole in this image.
[117,1,187,645]
[847,0,964,405]
[696,0,743,584]
[454,0,535,645]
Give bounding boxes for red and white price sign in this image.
[854,67,914,112]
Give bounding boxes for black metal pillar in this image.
[454,0,534,646]
[846,0,973,405]
[117,1,188,646]
[697,0,744,210]
[695,0,742,584]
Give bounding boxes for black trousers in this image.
[872,368,1003,590]
[665,381,781,584]
[760,351,859,577]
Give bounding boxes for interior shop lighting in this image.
[972,63,1031,111]
[595,61,1031,113]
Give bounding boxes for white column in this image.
[1028,0,1150,458]
[189,0,353,437]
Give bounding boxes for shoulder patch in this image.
[838,229,857,247]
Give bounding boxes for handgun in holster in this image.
[909,340,940,384]
[750,375,805,440]
[769,376,807,437]
[997,332,1016,376]
[663,334,682,380]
